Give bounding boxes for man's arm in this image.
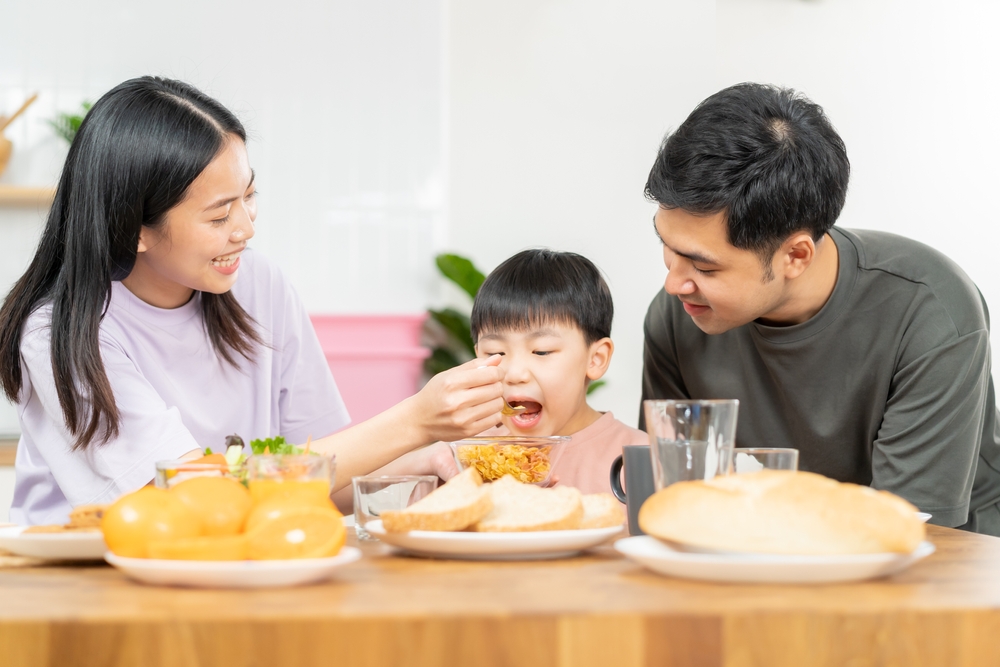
[872,329,991,527]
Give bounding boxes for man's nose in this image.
[664,267,696,295]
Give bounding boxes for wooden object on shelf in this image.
[0,93,40,179]
[1,525,999,666]
[0,184,56,207]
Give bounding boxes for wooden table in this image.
[1,524,999,667]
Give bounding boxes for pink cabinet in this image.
[309,314,430,426]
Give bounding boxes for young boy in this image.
[469,248,647,497]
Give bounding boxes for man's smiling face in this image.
[654,206,790,334]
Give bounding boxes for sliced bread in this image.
[579,493,625,529]
[472,475,584,532]
[380,467,492,532]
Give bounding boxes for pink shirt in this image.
[10,249,350,525]
[481,412,648,497]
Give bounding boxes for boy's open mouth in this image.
[508,400,542,429]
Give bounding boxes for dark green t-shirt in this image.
[641,227,1000,535]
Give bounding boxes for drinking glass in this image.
[732,447,799,473]
[353,475,438,540]
[247,454,335,504]
[644,399,739,491]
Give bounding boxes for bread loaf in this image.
[381,468,492,532]
[579,493,625,529]
[638,470,925,555]
[472,476,583,532]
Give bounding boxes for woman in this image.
[0,77,504,525]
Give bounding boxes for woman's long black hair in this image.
[0,76,263,450]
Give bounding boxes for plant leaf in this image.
[436,254,485,300]
[586,380,607,396]
[424,347,463,376]
[428,308,475,356]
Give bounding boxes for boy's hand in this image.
[409,355,506,443]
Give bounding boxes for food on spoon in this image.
[579,493,626,529]
[170,476,252,536]
[102,487,201,558]
[381,467,490,532]
[472,475,583,532]
[454,443,552,484]
[638,470,925,555]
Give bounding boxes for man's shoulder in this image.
[838,227,987,335]
[840,227,977,293]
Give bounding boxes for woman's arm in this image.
[311,356,505,492]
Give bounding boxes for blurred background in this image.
[1,0,998,510]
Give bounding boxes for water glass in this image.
[353,475,438,540]
[644,399,739,491]
[732,447,799,474]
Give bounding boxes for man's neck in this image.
[759,233,840,326]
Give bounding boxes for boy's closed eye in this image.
[532,350,554,356]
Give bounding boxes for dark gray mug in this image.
[609,444,655,536]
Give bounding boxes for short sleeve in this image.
[872,329,991,526]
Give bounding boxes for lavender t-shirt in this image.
[10,249,350,525]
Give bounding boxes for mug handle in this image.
[609,454,627,503]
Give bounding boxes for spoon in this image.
[501,400,526,416]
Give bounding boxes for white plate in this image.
[614,536,935,584]
[104,547,362,588]
[365,519,623,560]
[0,525,107,561]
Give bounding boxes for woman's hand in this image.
[407,355,505,443]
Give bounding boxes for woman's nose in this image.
[230,212,255,243]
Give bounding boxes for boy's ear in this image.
[586,337,614,382]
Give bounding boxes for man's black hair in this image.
[471,249,613,345]
[645,83,850,266]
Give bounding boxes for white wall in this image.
[715,0,1000,368]
[445,0,717,425]
[447,0,1000,426]
[2,0,998,439]
[0,0,447,433]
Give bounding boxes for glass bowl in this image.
[449,436,571,486]
[247,454,336,504]
[154,460,247,489]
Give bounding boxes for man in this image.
[640,83,1000,535]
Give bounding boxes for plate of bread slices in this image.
[365,468,625,560]
[0,505,108,561]
[615,470,935,584]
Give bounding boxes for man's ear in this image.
[777,232,817,280]
[586,337,614,382]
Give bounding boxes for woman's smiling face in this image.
[475,320,612,437]
[123,135,257,309]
